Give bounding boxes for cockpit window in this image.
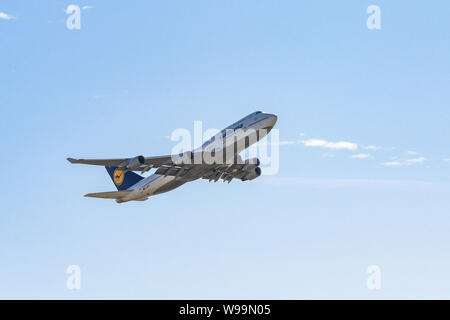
[255,111,262,114]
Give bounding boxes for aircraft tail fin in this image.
[105,166,144,191]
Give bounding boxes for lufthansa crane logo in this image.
[113,169,124,185]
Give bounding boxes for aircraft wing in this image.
[68,154,261,182]
[199,163,261,182]
[154,160,261,183]
[67,155,173,172]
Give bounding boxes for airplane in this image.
[67,111,277,203]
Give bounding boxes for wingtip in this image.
[67,157,77,163]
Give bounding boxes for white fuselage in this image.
[119,111,277,202]
[119,174,176,202]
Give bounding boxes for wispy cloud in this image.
[381,157,426,167]
[381,160,402,167]
[259,140,295,147]
[406,157,426,164]
[290,133,432,166]
[82,5,93,10]
[364,145,380,151]
[299,139,358,150]
[0,12,14,20]
[443,158,450,162]
[351,153,371,159]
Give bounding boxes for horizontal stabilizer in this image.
[84,190,132,199]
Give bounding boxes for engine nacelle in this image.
[242,167,261,181]
[243,157,260,170]
[245,157,260,166]
[125,155,145,170]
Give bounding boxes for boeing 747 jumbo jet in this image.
[68,111,277,203]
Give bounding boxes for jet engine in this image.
[243,157,260,170]
[242,167,261,181]
[124,155,145,170]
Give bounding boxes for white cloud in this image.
[351,153,371,159]
[364,145,380,151]
[0,12,14,20]
[259,140,295,147]
[382,157,426,167]
[381,161,402,167]
[407,150,419,155]
[443,158,450,162]
[276,140,295,146]
[299,139,358,150]
[82,5,93,10]
[406,157,425,164]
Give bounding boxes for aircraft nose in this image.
[262,113,277,130]
[265,114,277,127]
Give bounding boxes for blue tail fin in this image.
[105,166,144,191]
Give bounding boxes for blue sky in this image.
[0,1,449,299]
